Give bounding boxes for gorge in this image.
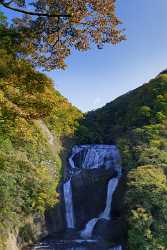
[1,44,167,250]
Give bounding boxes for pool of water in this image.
[32,239,122,250]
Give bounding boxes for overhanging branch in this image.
[0,0,71,18]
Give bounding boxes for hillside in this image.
[77,72,167,249]
[0,28,82,249]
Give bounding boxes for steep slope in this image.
[0,48,82,249]
[77,72,167,249]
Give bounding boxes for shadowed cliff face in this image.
[72,168,116,229]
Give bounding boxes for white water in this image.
[34,245,122,250]
[100,178,119,220]
[80,218,99,239]
[63,179,75,229]
[80,177,119,238]
[33,242,122,250]
[68,145,121,173]
[111,247,122,250]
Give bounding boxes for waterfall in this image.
[112,247,122,250]
[80,177,119,238]
[34,144,123,249]
[68,145,121,175]
[63,144,122,248]
[63,179,75,229]
[100,177,119,220]
[80,218,99,239]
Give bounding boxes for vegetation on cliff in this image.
[0,12,82,249]
[77,73,167,249]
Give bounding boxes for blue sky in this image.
[1,1,167,112]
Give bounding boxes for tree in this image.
[0,0,125,70]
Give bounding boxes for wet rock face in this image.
[92,175,127,244]
[94,218,126,244]
[45,168,118,234]
[112,173,126,219]
[71,170,126,242]
[45,170,126,242]
[71,169,117,229]
[45,194,66,234]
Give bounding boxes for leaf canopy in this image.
[0,0,125,70]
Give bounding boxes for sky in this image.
[1,0,167,112]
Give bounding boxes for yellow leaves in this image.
[0,43,82,241]
[131,207,152,223]
[14,117,33,140]
[34,165,58,210]
[4,0,124,70]
[128,165,167,186]
[0,90,5,103]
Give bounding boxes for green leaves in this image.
[0,11,7,27]
[126,166,167,249]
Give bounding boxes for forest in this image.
[0,1,167,250]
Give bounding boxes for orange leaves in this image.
[4,0,125,70]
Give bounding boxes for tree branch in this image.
[0,0,71,18]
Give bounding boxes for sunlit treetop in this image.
[0,0,125,70]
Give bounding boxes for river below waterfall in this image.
[32,145,123,250]
[32,240,122,250]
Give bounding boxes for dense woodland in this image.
[77,72,167,249]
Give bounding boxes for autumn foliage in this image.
[0,0,125,69]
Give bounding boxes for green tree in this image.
[126,165,167,250]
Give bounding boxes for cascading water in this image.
[68,145,121,172]
[63,178,75,229]
[100,178,119,220]
[33,145,123,250]
[64,145,122,246]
